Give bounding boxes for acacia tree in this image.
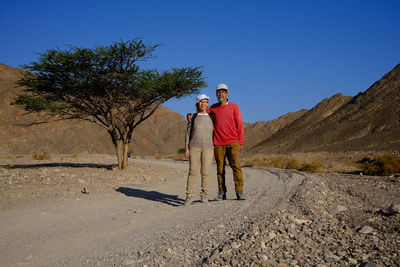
[12,39,206,170]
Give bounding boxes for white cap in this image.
[216,83,228,91]
[196,94,210,103]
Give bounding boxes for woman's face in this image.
[198,99,209,112]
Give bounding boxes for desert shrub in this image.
[71,153,78,158]
[33,151,51,160]
[270,157,285,168]
[245,157,325,173]
[244,157,266,167]
[357,153,400,176]
[15,155,24,159]
[154,154,162,160]
[286,158,301,170]
[177,148,186,154]
[298,160,324,172]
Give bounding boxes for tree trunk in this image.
[115,140,129,170]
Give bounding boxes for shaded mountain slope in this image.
[251,64,400,152]
[243,109,308,152]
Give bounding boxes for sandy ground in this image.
[0,154,399,266]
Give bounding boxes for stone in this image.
[268,232,276,240]
[336,205,347,212]
[230,258,239,266]
[361,263,378,267]
[232,242,241,249]
[323,252,340,261]
[258,253,269,261]
[359,226,374,234]
[388,202,400,214]
[260,241,267,249]
[344,257,357,264]
[292,218,311,224]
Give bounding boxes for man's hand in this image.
[186,113,193,123]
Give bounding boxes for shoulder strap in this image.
[189,113,198,141]
[208,113,214,123]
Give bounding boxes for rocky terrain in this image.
[0,154,399,266]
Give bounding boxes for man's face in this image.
[216,89,228,103]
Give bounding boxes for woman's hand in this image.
[185,146,190,159]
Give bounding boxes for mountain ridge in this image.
[1,62,399,155]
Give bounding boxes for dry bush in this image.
[245,156,325,173]
[33,151,51,160]
[270,157,285,168]
[71,153,78,158]
[154,154,162,160]
[177,148,186,154]
[244,157,267,167]
[357,153,400,176]
[298,160,325,172]
[286,158,301,170]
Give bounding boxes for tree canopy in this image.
[13,39,206,169]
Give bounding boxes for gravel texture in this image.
[0,154,399,266]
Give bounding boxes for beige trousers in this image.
[186,147,214,198]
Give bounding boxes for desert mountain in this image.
[2,62,399,156]
[250,64,400,153]
[243,109,308,152]
[0,63,187,156]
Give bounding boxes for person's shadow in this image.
[116,187,184,207]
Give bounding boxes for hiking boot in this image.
[214,191,227,201]
[201,196,209,203]
[236,190,246,200]
[184,196,193,206]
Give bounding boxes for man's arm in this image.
[234,105,244,149]
[186,113,193,123]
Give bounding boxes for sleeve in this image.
[185,121,192,146]
[234,105,244,145]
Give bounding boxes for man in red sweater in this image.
[209,83,245,201]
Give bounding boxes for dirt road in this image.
[0,158,304,266]
[1,156,399,266]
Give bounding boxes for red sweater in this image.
[209,102,244,145]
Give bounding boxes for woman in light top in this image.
[184,94,214,205]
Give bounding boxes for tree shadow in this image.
[1,162,117,170]
[116,187,184,207]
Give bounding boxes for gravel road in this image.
[0,155,399,266]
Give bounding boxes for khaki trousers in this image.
[214,142,244,192]
[186,147,214,198]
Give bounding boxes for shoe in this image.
[214,191,227,201]
[184,197,193,206]
[236,191,246,200]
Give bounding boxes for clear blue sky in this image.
[1,0,399,123]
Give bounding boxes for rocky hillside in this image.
[243,109,308,152]
[2,62,399,155]
[0,63,187,156]
[250,64,400,153]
